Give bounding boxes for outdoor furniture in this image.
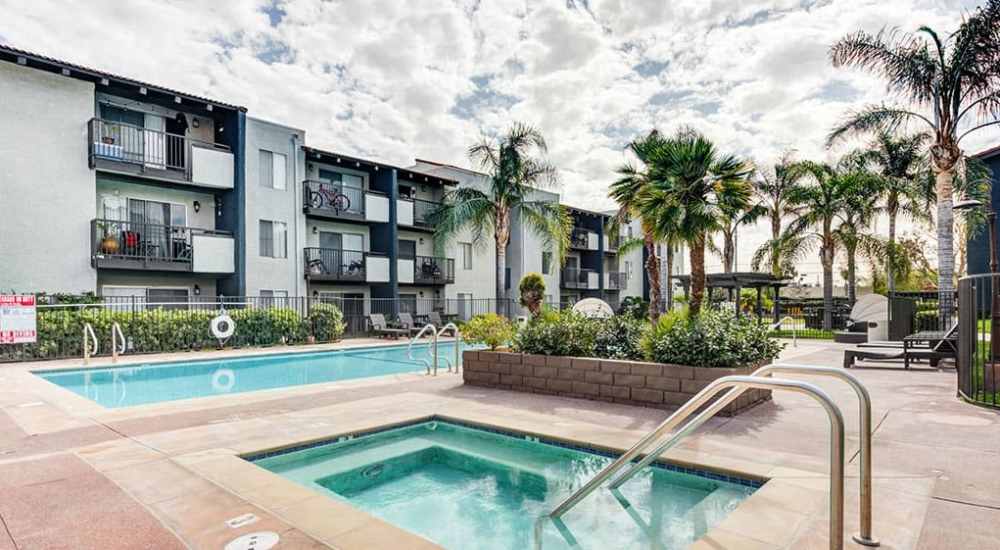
[367,314,407,339]
[834,295,889,344]
[427,311,444,327]
[844,322,958,369]
[396,313,423,336]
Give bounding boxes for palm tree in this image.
[834,172,883,303]
[829,1,1000,319]
[431,123,571,310]
[851,131,931,293]
[713,190,765,273]
[751,153,807,277]
[610,130,669,321]
[641,128,754,314]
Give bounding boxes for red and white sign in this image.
[0,295,37,344]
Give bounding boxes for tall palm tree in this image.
[610,130,669,321]
[829,1,1000,318]
[714,191,765,273]
[641,128,754,314]
[851,131,931,293]
[834,172,883,303]
[431,123,571,309]
[751,153,807,277]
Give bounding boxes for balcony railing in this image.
[606,235,621,251]
[571,228,595,250]
[607,271,626,290]
[410,255,455,285]
[304,248,369,282]
[87,118,232,187]
[91,218,231,272]
[303,180,367,220]
[562,268,597,289]
[412,198,441,228]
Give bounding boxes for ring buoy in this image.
[212,368,236,392]
[211,314,235,340]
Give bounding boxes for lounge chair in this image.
[427,311,444,327]
[396,312,424,336]
[844,321,958,369]
[368,314,407,339]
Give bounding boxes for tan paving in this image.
[0,339,997,549]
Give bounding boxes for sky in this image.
[2,0,998,281]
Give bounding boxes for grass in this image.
[769,329,834,340]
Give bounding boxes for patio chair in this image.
[427,311,444,327]
[396,312,424,336]
[367,314,407,339]
[844,320,958,369]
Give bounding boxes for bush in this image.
[643,307,782,368]
[308,303,345,342]
[595,315,646,360]
[462,313,515,350]
[618,296,649,321]
[514,309,599,357]
[519,273,546,317]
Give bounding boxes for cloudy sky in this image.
[2,0,997,279]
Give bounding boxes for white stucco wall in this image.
[0,62,96,293]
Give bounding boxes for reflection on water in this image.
[257,421,755,550]
[37,343,474,408]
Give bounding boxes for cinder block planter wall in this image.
[463,351,771,416]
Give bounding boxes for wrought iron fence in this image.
[888,290,956,339]
[87,118,229,177]
[91,218,230,270]
[412,198,440,228]
[411,255,455,284]
[302,180,365,218]
[957,274,999,407]
[303,248,368,282]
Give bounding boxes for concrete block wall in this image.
[463,351,771,416]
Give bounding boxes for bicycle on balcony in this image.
[308,185,352,214]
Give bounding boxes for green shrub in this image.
[308,303,345,342]
[618,296,649,321]
[519,273,546,317]
[514,309,599,357]
[643,308,782,368]
[595,315,647,360]
[462,313,515,350]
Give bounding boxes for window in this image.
[102,286,189,311]
[627,225,633,238]
[259,150,287,190]
[259,220,287,258]
[461,242,473,270]
[260,289,289,307]
[542,251,552,275]
[318,169,363,189]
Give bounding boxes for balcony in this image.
[411,199,442,230]
[91,218,234,273]
[87,118,234,189]
[302,180,389,223]
[606,271,626,290]
[304,248,369,283]
[571,228,598,251]
[604,234,621,253]
[562,268,599,290]
[401,255,455,285]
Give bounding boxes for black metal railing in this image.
[562,268,597,289]
[957,274,997,407]
[606,235,621,251]
[570,228,593,249]
[888,290,956,339]
[303,180,366,218]
[304,248,370,282]
[87,118,229,179]
[91,218,230,269]
[412,198,441,228]
[607,271,626,290]
[410,255,455,284]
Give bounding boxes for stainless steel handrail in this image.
[82,323,98,365]
[539,375,845,550]
[436,323,461,373]
[408,324,438,375]
[608,363,878,547]
[111,322,126,363]
[771,315,798,347]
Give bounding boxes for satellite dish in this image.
[572,298,614,319]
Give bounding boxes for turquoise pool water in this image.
[254,420,756,549]
[34,343,470,408]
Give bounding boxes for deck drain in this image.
[224,531,279,550]
[225,513,259,529]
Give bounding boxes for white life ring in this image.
[212,368,236,392]
[211,314,236,340]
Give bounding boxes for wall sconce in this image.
[419,291,424,297]
[193,200,201,213]
[193,284,201,296]
[312,290,319,298]
[312,226,318,235]
[192,118,200,128]
[419,237,424,245]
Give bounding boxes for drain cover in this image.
[224,531,279,550]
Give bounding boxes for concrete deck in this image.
[0,339,997,549]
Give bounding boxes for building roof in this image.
[0,43,245,113]
[413,158,489,178]
[972,143,1000,161]
[564,204,613,219]
[303,147,458,186]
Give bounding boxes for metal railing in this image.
[302,180,366,218]
[111,322,126,363]
[304,248,368,281]
[561,268,596,289]
[570,228,594,249]
[606,235,621,251]
[436,322,461,373]
[538,374,847,550]
[410,255,455,284]
[958,273,999,407]
[412,198,441,228]
[82,323,98,365]
[409,324,439,375]
[91,218,231,269]
[88,118,229,178]
[606,271,626,290]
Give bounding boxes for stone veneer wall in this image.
[463,351,771,416]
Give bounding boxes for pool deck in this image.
[1,339,998,549]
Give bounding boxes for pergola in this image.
[674,272,792,321]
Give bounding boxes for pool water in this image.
[254,421,756,549]
[34,343,470,408]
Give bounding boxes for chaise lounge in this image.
[843,321,958,369]
[367,314,408,339]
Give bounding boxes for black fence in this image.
[957,274,999,407]
[888,290,956,339]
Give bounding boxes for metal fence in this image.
[888,290,956,339]
[957,274,999,407]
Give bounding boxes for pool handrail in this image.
[111,322,126,363]
[436,322,461,373]
[82,323,98,365]
[607,363,878,547]
[538,375,846,550]
[408,324,438,375]
[770,315,798,347]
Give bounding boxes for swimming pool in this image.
[252,419,757,549]
[34,343,471,408]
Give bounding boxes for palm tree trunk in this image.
[771,215,781,277]
[935,165,956,323]
[887,208,897,295]
[723,231,734,273]
[690,234,706,314]
[495,240,507,316]
[821,238,834,331]
[665,243,675,311]
[847,244,857,304]
[645,233,661,322]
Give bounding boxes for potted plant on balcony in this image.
[97,222,120,254]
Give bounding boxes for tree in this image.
[713,189,765,273]
[641,128,754,314]
[751,153,808,277]
[829,1,1000,319]
[610,130,669,321]
[518,273,546,318]
[432,123,571,312]
[833,168,883,303]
